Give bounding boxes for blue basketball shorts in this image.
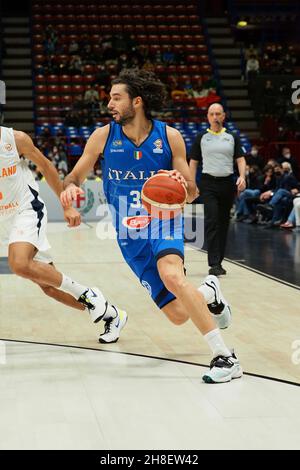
[117,217,184,309]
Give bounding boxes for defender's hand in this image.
[64,206,81,227]
[60,184,84,208]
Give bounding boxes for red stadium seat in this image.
[47,75,59,84]
[61,95,73,105]
[35,85,47,94]
[71,75,83,84]
[48,95,61,105]
[60,85,72,94]
[35,75,46,83]
[48,85,60,94]
[59,75,72,84]
[72,85,85,94]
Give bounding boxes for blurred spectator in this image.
[64,111,81,128]
[69,55,83,75]
[246,145,264,170]
[68,40,79,55]
[246,55,259,81]
[278,146,299,178]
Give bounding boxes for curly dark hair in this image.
[111,68,168,119]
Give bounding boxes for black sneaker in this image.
[208,265,226,276]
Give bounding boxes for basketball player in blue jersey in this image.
[61,69,242,383]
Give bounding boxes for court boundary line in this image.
[1,337,300,388]
[188,245,300,291]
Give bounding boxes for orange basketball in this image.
[141,173,187,219]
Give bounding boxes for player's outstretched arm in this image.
[14,130,82,226]
[166,126,198,203]
[14,130,63,198]
[61,126,109,208]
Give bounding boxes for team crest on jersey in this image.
[134,151,142,160]
[112,140,122,147]
[4,143,12,152]
[153,138,163,154]
[122,215,151,230]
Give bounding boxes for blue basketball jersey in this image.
[102,119,172,232]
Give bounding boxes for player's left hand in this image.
[157,169,187,188]
[64,206,81,227]
[236,176,246,193]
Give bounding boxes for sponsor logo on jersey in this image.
[122,215,151,230]
[112,140,123,147]
[134,151,142,160]
[0,165,17,178]
[4,143,12,152]
[153,138,163,154]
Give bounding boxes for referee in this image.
[189,103,246,276]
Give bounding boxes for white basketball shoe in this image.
[99,308,128,344]
[199,275,232,329]
[78,287,108,323]
[202,351,243,384]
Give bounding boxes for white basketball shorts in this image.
[0,203,53,264]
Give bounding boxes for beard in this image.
[111,105,136,126]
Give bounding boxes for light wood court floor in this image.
[0,222,299,384]
[1,222,300,449]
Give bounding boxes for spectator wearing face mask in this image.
[246,145,264,170]
[278,146,299,178]
[257,162,300,226]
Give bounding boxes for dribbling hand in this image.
[60,184,84,209]
[157,169,188,188]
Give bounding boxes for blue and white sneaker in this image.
[201,275,232,329]
[202,351,243,384]
[99,308,128,344]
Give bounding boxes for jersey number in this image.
[130,190,141,208]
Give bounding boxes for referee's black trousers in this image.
[200,174,235,268]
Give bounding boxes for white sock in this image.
[204,328,231,358]
[102,304,117,321]
[60,274,89,299]
[198,284,214,304]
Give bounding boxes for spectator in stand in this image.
[235,164,262,221]
[69,55,83,75]
[162,46,175,65]
[242,164,277,224]
[94,65,110,88]
[84,85,99,114]
[278,146,299,179]
[68,40,79,55]
[281,195,300,229]
[246,54,260,81]
[72,94,86,113]
[257,162,300,227]
[79,109,95,127]
[244,43,259,61]
[64,111,81,128]
[246,144,264,170]
[142,59,155,72]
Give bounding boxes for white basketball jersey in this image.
[0,126,39,220]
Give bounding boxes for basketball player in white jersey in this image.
[0,126,125,339]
